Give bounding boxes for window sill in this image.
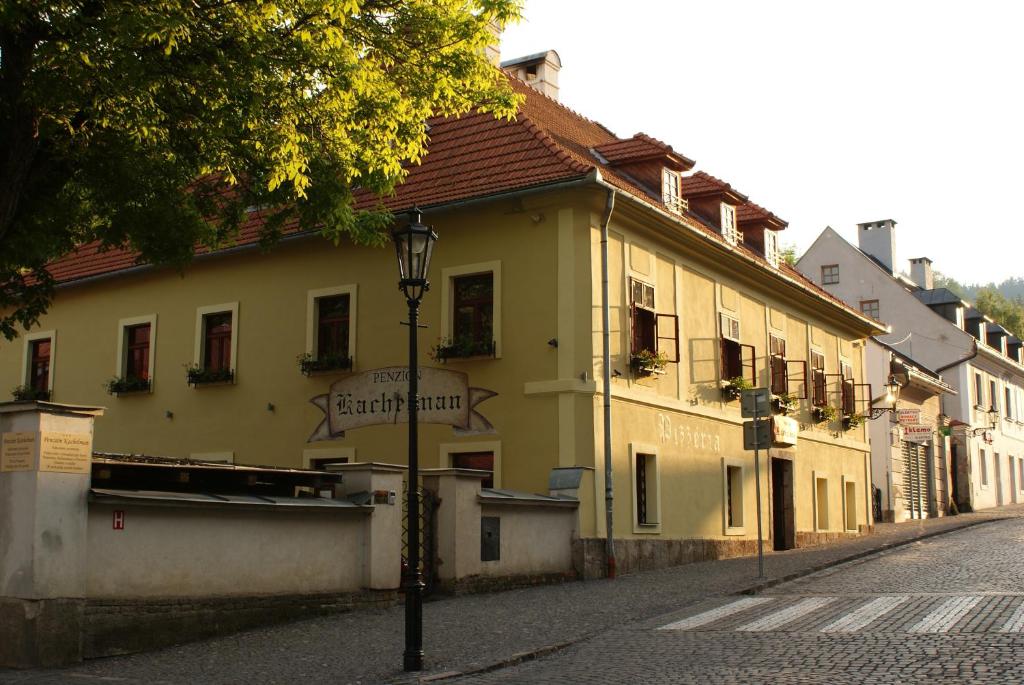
[633,522,661,535]
[724,526,746,536]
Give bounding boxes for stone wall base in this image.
[794,530,860,547]
[573,537,763,580]
[84,590,397,659]
[0,597,85,669]
[435,571,577,596]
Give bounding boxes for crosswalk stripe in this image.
[820,596,910,633]
[908,596,983,634]
[736,597,836,632]
[658,597,774,631]
[999,602,1024,632]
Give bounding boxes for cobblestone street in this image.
[456,517,1024,684]
[2,508,1022,684]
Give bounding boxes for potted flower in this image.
[843,412,864,430]
[772,392,798,415]
[297,352,353,376]
[11,385,50,401]
[185,364,234,386]
[720,376,753,401]
[105,376,151,395]
[630,349,668,378]
[812,404,838,423]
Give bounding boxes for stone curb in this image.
[403,514,1008,684]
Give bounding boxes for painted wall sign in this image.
[897,409,922,426]
[903,424,933,444]
[656,414,721,453]
[1,432,37,472]
[772,415,799,447]
[308,366,497,441]
[38,432,93,474]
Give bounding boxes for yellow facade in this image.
[0,184,880,556]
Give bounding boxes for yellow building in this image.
[1,54,885,574]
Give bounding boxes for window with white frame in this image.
[1007,386,1014,421]
[19,330,55,400]
[991,380,1000,414]
[114,315,157,393]
[974,372,985,409]
[631,444,660,531]
[306,285,357,373]
[980,448,989,486]
[192,303,238,383]
[720,313,751,384]
[764,229,781,268]
[720,203,740,245]
[662,169,686,214]
[440,261,501,360]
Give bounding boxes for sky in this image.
[500,1,1024,285]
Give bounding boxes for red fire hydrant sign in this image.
[113,510,125,530]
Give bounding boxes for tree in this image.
[975,289,1024,339]
[780,242,799,266]
[0,0,522,339]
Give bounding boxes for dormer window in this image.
[720,203,740,245]
[764,229,780,267]
[662,170,686,214]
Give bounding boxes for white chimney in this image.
[501,50,561,100]
[857,219,897,275]
[909,257,934,290]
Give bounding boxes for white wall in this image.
[480,503,576,577]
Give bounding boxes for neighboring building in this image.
[798,222,1024,514]
[1,52,886,574]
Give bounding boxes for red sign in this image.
[112,510,125,530]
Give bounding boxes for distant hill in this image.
[933,273,1024,338]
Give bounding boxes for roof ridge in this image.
[515,112,595,175]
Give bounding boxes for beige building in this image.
[1,53,885,574]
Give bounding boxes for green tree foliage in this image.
[780,242,799,267]
[0,0,522,339]
[975,289,1024,339]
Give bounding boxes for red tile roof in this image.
[43,71,877,331]
[737,199,788,229]
[593,133,694,170]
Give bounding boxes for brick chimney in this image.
[857,219,897,275]
[501,50,561,100]
[909,257,934,290]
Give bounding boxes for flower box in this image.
[105,376,151,395]
[630,350,668,378]
[298,353,353,376]
[186,365,234,386]
[431,338,496,362]
[720,376,752,402]
[11,385,50,402]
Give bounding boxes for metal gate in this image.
[402,483,439,595]
[901,441,929,519]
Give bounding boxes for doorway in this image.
[771,458,795,551]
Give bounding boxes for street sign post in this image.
[741,387,771,580]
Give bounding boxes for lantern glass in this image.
[392,212,437,302]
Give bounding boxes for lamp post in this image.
[392,208,437,673]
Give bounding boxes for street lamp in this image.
[867,375,904,420]
[392,208,437,673]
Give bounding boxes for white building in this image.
[797,221,1024,513]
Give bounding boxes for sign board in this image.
[897,409,921,426]
[772,415,799,447]
[309,366,497,441]
[113,510,125,530]
[743,420,772,450]
[1,432,37,472]
[903,424,933,444]
[741,388,772,418]
[38,432,93,474]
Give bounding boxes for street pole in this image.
[403,297,424,672]
[754,401,765,579]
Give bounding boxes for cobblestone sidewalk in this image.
[3,506,1022,685]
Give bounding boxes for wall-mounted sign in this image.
[38,432,93,474]
[903,424,933,444]
[897,409,922,426]
[1,432,37,472]
[772,415,799,447]
[308,366,497,441]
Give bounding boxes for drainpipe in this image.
[599,185,617,579]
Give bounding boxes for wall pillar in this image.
[421,469,487,582]
[0,401,103,668]
[330,462,405,590]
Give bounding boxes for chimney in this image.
[857,219,897,275]
[484,19,501,66]
[909,257,934,290]
[501,50,561,100]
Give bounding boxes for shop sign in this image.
[903,424,933,444]
[308,366,497,441]
[772,415,799,447]
[897,409,921,426]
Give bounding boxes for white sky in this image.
[501,1,1023,285]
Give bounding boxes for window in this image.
[770,334,788,395]
[193,302,238,382]
[662,169,686,214]
[844,481,857,532]
[840,359,855,416]
[631,278,656,356]
[1007,387,1014,421]
[980,448,989,486]
[29,338,51,395]
[974,372,985,409]
[815,476,830,530]
[991,380,1000,413]
[720,313,751,383]
[306,285,357,371]
[451,451,494,489]
[764,230,780,268]
[811,350,827,407]
[124,324,151,380]
[724,461,744,533]
[441,261,502,359]
[115,315,157,391]
[821,264,840,285]
[317,294,351,362]
[720,203,740,245]
[860,299,880,321]
[635,453,658,525]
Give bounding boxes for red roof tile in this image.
[593,133,694,170]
